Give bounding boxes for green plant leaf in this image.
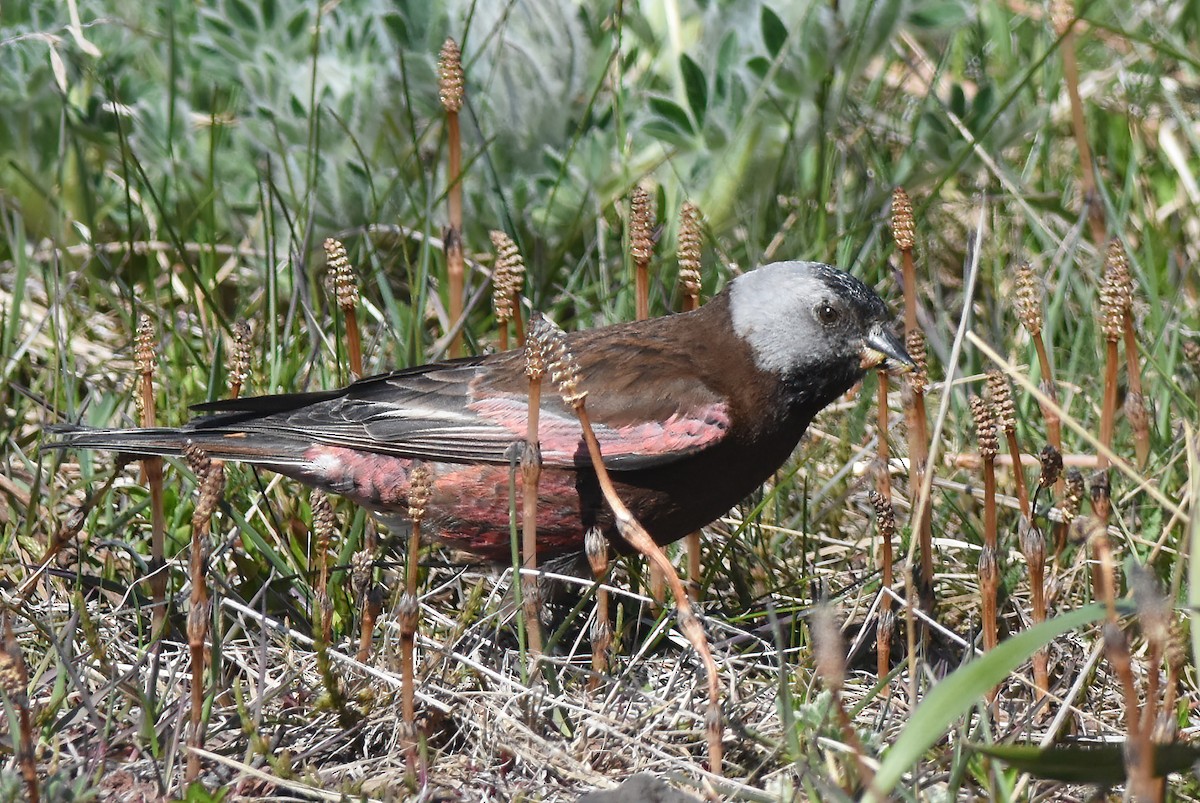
[648,96,694,136]
[680,54,707,128]
[747,56,771,79]
[971,741,1200,784]
[863,605,1106,802]
[761,6,787,57]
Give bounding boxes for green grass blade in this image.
[865,604,1106,802]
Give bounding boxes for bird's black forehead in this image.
[812,263,888,318]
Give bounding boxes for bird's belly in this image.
[294,445,593,561]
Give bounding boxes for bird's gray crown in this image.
[729,260,888,376]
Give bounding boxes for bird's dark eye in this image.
[815,302,840,325]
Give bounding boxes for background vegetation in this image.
[1,0,1198,800]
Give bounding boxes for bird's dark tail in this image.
[45,425,312,468]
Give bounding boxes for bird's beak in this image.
[860,325,916,373]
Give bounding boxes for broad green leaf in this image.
[864,605,1106,802]
[747,56,771,79]
[680,54,707,128]
[648,96,694,136]
[761,6,787,57]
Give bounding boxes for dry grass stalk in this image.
[812,606,875,790]
[311,494,353,729]
[629,187,666,605]
[136,315,168,641]
[521,321,549,658]
[891,188,934,617]
[1118,281,1150,469]
[541,317,723,775]
[325,238,363,378]
[1,615,39,803]
[1019,515,1049,697]
[228,320,251,399]
[677,201,703,600]
[1095,241,1131,533]
[401,464,432,773]
[310,490,336,644]
[585,526,612,689]
[969,394,1000,656]
[352,548,381,663]
[439,38,466,357]
[1014,261,1069,553]
[1025,444,1061,698]
[1097,241,1130,470]
[1161,627,1185,741]
[1132,569,1172,752]
[1057,467,1086,556]
[987,370,1030,517]
[869,489,896,685]
[1052,0,1107,246]
[183,443,224,784]
[1087,528,1158,799]
[490,230,526,350]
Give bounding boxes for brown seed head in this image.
[438,38,464,113]
[677,201,703,297]
[183,441,212,481]
[891,187,915,251]
[229,320,252,387]
[351,550,373,598]
[868,490,896,541]
[310,490,336,556]
[1038,444,1063,489]
[324,238,360,312]
[905,329,928,392]
[629,185,655,265]
[194,457,226,523]
[1062,467,1085,522]
[536,316,587,407]
[407,464,433,523]
[1099,240,1132,341]
[986,371,1016,435]
[1013,262,1043,337]
[489,230,525,324]
[135,314,157,374]
[970,394,998,460]
[525,312,556,380]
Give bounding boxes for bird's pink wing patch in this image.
[467,396,730,468]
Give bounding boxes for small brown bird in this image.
[51,261,912,561]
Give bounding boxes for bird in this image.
[49,260,913,562]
